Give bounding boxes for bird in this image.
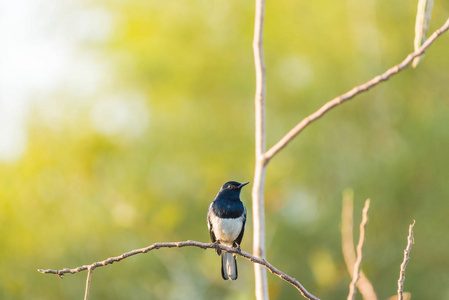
[207,181,249,280]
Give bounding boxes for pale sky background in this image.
[0,0,149,162]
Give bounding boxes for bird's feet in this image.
[213,241,221,255]
[234,243,242,254]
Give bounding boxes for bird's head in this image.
[217,181,250,199]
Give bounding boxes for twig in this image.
[38,240,320,300]
[252,0,269,299]
[397,220,416,300]
[264,17,449,162]
[342,191,377,300]
[84,267,93,300]
[347,199,371,300]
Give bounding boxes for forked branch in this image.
[264,17,449,162]
[38,241,320,300]
[347,199,371,300]
[342,191,377,300]
[252,0,269,298]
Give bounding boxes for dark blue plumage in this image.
[212,197,245,219]
[207,181,249,280]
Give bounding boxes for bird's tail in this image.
[221,252,238,280]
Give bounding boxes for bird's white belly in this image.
[210,214,244,246]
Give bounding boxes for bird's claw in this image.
[212,241,221,255]
[235,243,242,254]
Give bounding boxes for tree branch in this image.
[252,0,269,299]
[347,199,371,300]
[38,241,320,300]
[84,267,93,300]
[342,191,377,300]
[397,220,416,300]
[264,17,449,162]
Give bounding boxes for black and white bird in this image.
[207,181,249,280]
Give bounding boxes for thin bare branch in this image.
[38,241,320,300]
[84,267,93,300]
[253,0,266,159]
[397,220,416,300]
[252,0,269,299]
[347,199,371,300]
[342,191,377,300]
[264,17,449,162]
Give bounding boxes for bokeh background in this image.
[1,0,449,299]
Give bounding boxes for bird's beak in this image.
[238,181,250,188]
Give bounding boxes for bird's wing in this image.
[234,208,246,247]
[207,202,217,243]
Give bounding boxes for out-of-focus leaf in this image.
[412,0,434,68]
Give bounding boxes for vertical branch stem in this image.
[253,0,266,151]
[252,163,268,300]
[397,220,416,300]
[84,267,93,300]
[342,191,377,300]
[347,199,370,300]
[252,0,268,299]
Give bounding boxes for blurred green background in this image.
[1,0,449,299]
